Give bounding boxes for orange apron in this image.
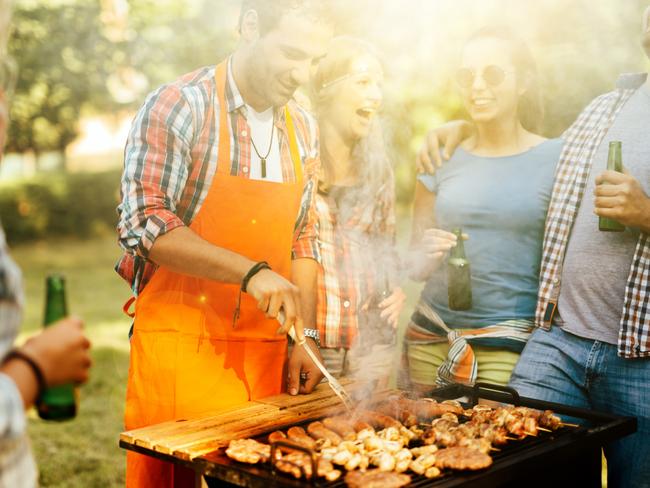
[125,61,304,487]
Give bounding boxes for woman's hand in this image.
[409,229,467,281]
[379,287,406,328]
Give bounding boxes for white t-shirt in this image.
[245,104,282,182]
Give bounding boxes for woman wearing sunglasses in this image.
[308,36,405,385]
[405,27,563,390]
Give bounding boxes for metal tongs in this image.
[278,311,354,412]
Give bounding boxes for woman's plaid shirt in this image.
[116,61,321,294]
[537,73,650,358]
[315,179,397,349]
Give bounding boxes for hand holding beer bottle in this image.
[598,141,625,232]
[19,275,91,419]
[448,228,472,311]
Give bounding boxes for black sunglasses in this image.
[455,65,515,88]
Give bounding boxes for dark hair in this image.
[464,26,544,133]
[239,0,334,36]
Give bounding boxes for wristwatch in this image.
[302,328,321,347]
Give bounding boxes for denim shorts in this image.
[509,326,650,488]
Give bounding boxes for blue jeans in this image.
[509,326,650,488]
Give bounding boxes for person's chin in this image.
[270,92,293,108]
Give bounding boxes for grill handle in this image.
[270,440,318,482]
[472,382,521,406]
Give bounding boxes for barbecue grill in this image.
[120,382,636,487]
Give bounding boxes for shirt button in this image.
[242,166,249,173]
[241,130,248,137]
[343,300,350,308]
[553,278,560,285]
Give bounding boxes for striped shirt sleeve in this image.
[0,374,26,439]
[291,107,321,262]
[117,83,196,259]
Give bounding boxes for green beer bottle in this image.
[599,141,625,232]
[448,228,472,311]
[37,275,77,420]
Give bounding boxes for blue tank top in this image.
[416,138,563,337]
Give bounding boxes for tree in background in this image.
[6,0,237,171]
[7,0,121,169]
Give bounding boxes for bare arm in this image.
[149,226,255,285]
[149,227,304,337]
[416,120,474,174]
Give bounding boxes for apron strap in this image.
[284,106,303,183]
[123,296,136,318]
[215,61,232,176]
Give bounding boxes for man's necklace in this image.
[249,113,275,178]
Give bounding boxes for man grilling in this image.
[116,1,333,486]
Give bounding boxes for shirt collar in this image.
[616,72,648,90]
[225,56,245,114]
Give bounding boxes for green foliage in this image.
[0,169,120,244]
[7,1,120,156]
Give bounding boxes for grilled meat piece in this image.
[360,411,403,430]
[225,439,271,464]
[435,446,493,471]
[268,431,286,444]
[287,426,317,450]
[323,416,357,439]
[353,420,375,433]
[345,469,411,488]
[307,421,342,446]
[275,452,341,480]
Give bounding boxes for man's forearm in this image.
[291,258,318,329]
[149,226,256,285]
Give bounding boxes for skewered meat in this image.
[539,410,562,430]
[307,421,342,446]
[345,469,411,488]
[435,446,493,471]
[225,439,271,464]
[287,426,318,450]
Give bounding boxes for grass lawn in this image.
[12,235,131,487]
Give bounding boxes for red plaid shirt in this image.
[315,178,398,349]
[116,60,321,293]
[537,73,650,358]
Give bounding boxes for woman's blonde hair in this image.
[464,26,544,134]
[310,36,393,208]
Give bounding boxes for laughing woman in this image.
[406,27,563,390]
[309,37,405,385]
